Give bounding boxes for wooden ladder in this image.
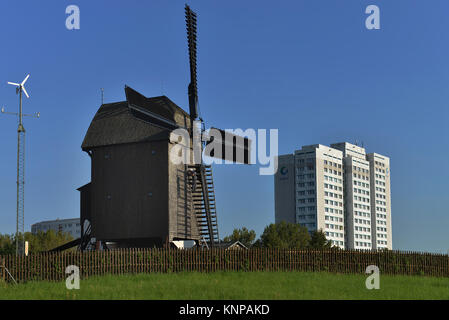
[188,164,220,247]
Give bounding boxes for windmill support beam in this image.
[188,164,220,247]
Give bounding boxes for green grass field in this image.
[1,271,449,300]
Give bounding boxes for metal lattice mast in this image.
[17,122,25,255]
[2,74,39,255]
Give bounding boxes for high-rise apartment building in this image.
[275,144,345,248]
[275,142,392,250]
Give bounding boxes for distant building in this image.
[211,241,248,250]
[275,142,392,250]
[31,218,81,239]
[170,240,247,250]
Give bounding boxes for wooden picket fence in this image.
[1,248,449,283]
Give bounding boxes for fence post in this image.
[1,257,4,283]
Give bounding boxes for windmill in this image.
[1,74,39,255]
[61,4,252,252]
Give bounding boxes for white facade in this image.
[331,143,373,250]
[275,142,392,250]
[31,218,81,239]
[367,153,392,250]
[275,144,345,248]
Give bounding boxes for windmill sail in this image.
[205,127,252,164]
[185,4,199,120]
[184,5,221,247]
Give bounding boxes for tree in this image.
[309,229,332,249]
[0,231,74,255]
[252,239,263,248]
[223,227,256,247]
[26,230,74,253]
[0,234,15,255]
[260,221,311,249]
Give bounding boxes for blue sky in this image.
[0,0,448,253]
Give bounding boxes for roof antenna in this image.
[100,88,104,105]
[161,80,165,96]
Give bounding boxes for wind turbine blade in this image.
[22,87,30,98]
[7,82,20,86]
[21,74,30,86]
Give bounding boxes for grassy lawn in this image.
[1,271,449,300]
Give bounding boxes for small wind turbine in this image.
[2,74,39,255]
[8,74,30,128]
